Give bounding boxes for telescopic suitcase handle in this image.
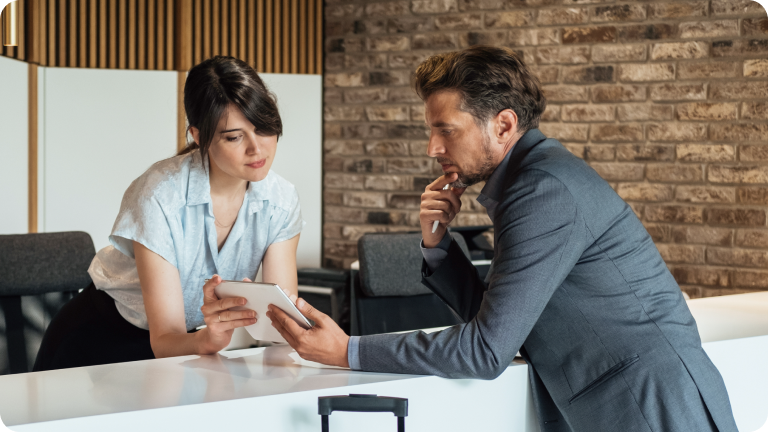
[318,394,408,432]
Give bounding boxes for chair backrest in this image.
[357,232,470,298]
[0,231,95,374]
[0,231,96,297]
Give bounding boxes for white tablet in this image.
[213,280,312,343]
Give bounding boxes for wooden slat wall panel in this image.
[1,0,322,73]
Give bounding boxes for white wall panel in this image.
[261,74,322,268]
[42,68,177,251]
[0,56,29,235]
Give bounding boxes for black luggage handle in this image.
[318,394,408,432]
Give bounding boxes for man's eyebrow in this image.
[219,128,242,133]
[430,121,457,128]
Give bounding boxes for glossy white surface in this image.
[1,292,767,431]
[0,55,28,235]
[688,291,768,343]
[0,346,537,432]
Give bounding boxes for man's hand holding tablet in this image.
[267,297,351,368]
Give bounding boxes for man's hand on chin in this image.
[266,298,351,368]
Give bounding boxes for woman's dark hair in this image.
[178,56,282,161]
[413,45,546,133]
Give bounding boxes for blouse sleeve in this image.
[109,179,178,268]
[271,187,306,244]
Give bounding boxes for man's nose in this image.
[427,134,445,158]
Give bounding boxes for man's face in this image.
[424,90,495,188]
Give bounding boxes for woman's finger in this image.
[203,274,222,303]
[201,297,247,316]
[222,318,257,330]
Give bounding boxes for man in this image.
[266,46,738,432]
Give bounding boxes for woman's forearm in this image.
[150,329,217,358]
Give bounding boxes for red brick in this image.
[562,66,615,83]
[364,1,410,16]
[648,123,707,142]
[591,124,644,142]
[341,225,390,241]
[413,34,458,50]
[327,37,365,53]
[742,18,768,37]
[564,144,585,158]
[388,53,431,69]
[711,0,766,16]
[541,105,561,122]
[733,270,768,289]
[619,24,678,41]
[646,205,704,223]
[670,265,730,286]
[539,123,590,141]
[741,145,768,162]
[325,106,366,122]
[530,66,559,83]
[325,140,365,156]
[364,175,413,191]
[735,229,768,248]
[646,164,703,182]
[562,26,617,44]
[617,144,675,161]
[412,0,458,13]
[344,88,388,104]
[411,105,425,122]
[509,29,560,47]
[657,244,706,264]
[712,39,768,58]
[616,104,673,121]
[649,83,706,101]
[459,31,508,47]
[584,145,616,161]
[672,226,733,246]
[343,157,386,172]
[590,162,645,180]
[485,11,536,28]
[677,103,738,121]
[677,61,741,79]
[591,44,646,63]
[536,46,590,64]
[387,158,433,174]
[458,0,504,10]
[708,165,768,184]
[388,124,429,139]
[325,72,366,87]
[325,240,360,257]
[676,144,735,162]
[389,88,422,103]
[591,4,646,22]
[325,206,367,223]
[648,1,708,19]
[388,194,421,209]
[650,42,708,60]
[591,85,646,102]
[561,104,615,122]
[737,187,768,205]
[710,124,768,142]
[679,20,740,39]
[366,106,409,122]
[742,102,768,120]
[365,141,409,156]
[706,208,767,226]
[707,247,768,267]
[387,16,432,33]
[345,53,387,69]
[537,8,589,25]
[343,124,387,139]
[434,13,483,30]
[619,63,675,82]
[326,4,364,19]
[617,183,674,201]
[744,59,768,77]
[542,85,590,102]
[675,186,736,203]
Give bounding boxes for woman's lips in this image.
[247,159,266,169]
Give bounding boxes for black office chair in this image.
[0,232,95,374]
[351,231,473,336]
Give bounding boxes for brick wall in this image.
[321,0,768,298]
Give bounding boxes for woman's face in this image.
[199,104,278,183]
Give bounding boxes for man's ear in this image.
[494,109,519,143]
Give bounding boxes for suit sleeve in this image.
[357,170,587,379]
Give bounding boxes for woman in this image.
[34,56,304,371]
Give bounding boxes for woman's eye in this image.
[226,135,242,142]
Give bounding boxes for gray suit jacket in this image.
[357,130,738,432]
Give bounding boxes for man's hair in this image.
[413,45,547,133]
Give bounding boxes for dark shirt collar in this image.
[477,128,546,210]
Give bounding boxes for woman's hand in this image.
[197,275,257,354]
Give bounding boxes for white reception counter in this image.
[1,292,767,432]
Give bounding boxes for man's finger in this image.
[269,305,308,336]
[296,298,329,326]
[427,173,458,192]
[268,308,298,346]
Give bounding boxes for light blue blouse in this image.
[88,150,305,331]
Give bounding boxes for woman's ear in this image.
[189,126,200,145]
